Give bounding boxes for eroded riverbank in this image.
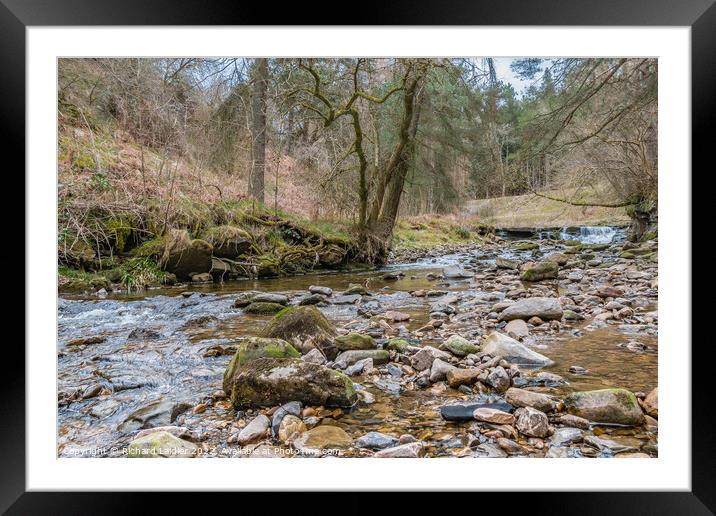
[58,230,658,458]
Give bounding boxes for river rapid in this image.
[57,227,658,458]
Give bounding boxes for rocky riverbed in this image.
[57,229,658,458]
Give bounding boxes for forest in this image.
[58,57,657,288]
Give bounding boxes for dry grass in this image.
[392,213,488,250]
[464,187,631,228]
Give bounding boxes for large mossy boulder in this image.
[520,261,559,282]
[222,337,300,393]
[224,357,357,409]
[160,229,213,280]
[498,297,563,321]
[260,306,337,358]
[481,332,554,366]
[564,388,644,426]
[202,225,252,259]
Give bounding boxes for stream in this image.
[57,226,658,458]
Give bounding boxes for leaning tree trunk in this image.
[249,58,268,203]
[361,76,426,262]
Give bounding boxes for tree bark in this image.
[249,58,268,203]
[371,81,426,241]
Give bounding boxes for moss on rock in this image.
[261,306,337,358]
[227,357,357,409]
[243,302,285,315]
[564,388,644,426]
[334,333,375,351]
[222,337,299,394]
[520,261,559,282]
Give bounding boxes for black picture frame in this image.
[4,0,708,512]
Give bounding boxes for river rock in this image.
[545,252,569,266]
[443,267,474,279]
[309,285,333,296]
[127,430,198,458]
[642,387,658,417]
[293,425,352,455]
[374,442,424,458]
[237,414,270,445]
[549,427,583,447]
[498,297,563,321]
[564,388,644,426]
[496,257,520,270]
[410,346,452,371]
[334,333,375,351]
[299,293,326,306]
[584,435,639,454]
[386,339,411,352]
[222,338,300,393]
[334,349,389,369]
[513,241,539,251]
[333,294,362,305]
[355,431,399,450]
[383,310,410,322]
[514,406,550,437]
[233,291,258,308]
[597,286,624,298]
[486,366,511,392]
[345,358,373,376]
[244,302,285,315]
[440,402,513,421]
[252,292,289,305]
[556,414,590,429]
[302,348,327,365]
[160,229,213,280]
[271,401,303,436]
[260,306,337,358]
[497,437,527,455]
[504,319,529,339]
[473,407,515,425]
[481,332,554,366]
[117,400,192,433]
[446,367,483,388]
[430,358,458,382]
[224,357,357,409]
[504,387,557,412]
[134,425,197,442]
[520,261,559,281]
[278,415,307,443]
[442,335,479,356]
[429,301,456,316]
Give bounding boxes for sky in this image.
[492,57,542,96]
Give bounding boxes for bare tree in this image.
[249,58,269,203]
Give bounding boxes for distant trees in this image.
[58,56,658,244]
[514,58,658,238]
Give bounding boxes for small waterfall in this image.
[559,226,620,244]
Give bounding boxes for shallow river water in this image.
[57,238,657,458]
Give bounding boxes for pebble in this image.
[237,414,270,445]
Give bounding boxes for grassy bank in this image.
[391,214,493,251]
[465,187,631,229]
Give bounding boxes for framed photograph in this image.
[7,0,708,510]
